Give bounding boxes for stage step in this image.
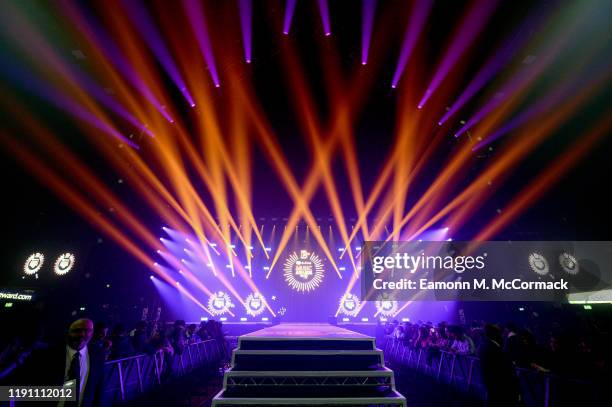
[238,337,376,350]
[223,367,395,390]
[212,387,406,406]
[231,349,384,371]
[212,324,406,407]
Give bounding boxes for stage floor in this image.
[242,323,372,339]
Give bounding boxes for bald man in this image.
[23,318,106,407]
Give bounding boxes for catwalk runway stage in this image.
[212,323,406,406]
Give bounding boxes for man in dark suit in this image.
[22,318,105,407]
[479,324,521,407]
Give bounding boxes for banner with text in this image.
[360,241,612,302]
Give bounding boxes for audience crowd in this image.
[0,312,227,386]
[89,318,226,361]
[376,318,610,380]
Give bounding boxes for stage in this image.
[213,323,406,406]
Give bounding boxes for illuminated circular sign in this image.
[375,293,398,317]
[338,293,361,317]
[283,249,324,292]
[528,252,549,276]
[559,253,579,275]
[54,253,75,275]
[24,253,44,275]
[207,291,234,316]
[245,293,266,317]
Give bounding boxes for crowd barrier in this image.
[101,339,224,405]
[381,337,603,407]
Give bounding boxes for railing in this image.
[101,339,224,405]
[381,337,603,407]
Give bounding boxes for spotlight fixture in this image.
[24,252,44,275]
[54,253,75,275]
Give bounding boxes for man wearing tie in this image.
[23,318,105,407]
[61,318,98,407]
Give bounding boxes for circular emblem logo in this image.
[375,293,398,317]
[528,252,549,276]
[54,253,75,275]
[207,291,234,316]
[283,249,324,292]
[559,253,579,275]
[339,293,361,317]
[24,253,44,275]
[245,292,266,317]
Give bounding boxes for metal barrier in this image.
[381,337,603,407]
[102,339,223,405]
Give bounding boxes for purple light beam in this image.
[417,0,499,109]
[183,0,221,87]
[123,0,195,107]
[283,0,297,35]
[317,0,331,36]
[453,9,584,139]
[68,64,153,137]
[239,0,252,63]
[59,1,175,123]
[391,0,433,88]
[438,6,545,125]
[361,0,376,65]
[0,58,138,148]
[472,61,611,151]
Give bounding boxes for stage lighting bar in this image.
[342,318,349,322]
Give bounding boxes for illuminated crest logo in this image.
[339,293,361,317]
[24,253,44,275]
[528,252,549,276]
[245,292,266,317]
[559,253,579,275]
[54,253,75,275]
[283,249,324,292]
[375,293,398,317]
[207,291,234,316]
